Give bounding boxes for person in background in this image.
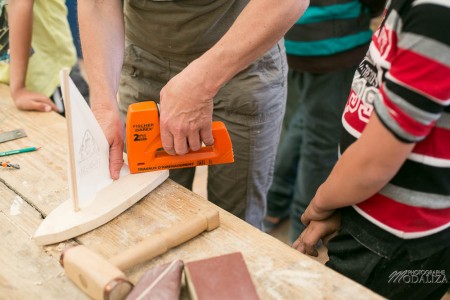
[264,0,385,242]
[293,0,450,298]
[65,0,89,98]
[0,3,8,62]
[77,0,309,229]
[0,0,88,114]
[65,0,82,59]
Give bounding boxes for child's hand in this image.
[301,197,335,226]
[11,88,58,112]
[292,212,341,256]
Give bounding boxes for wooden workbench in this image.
[0,84,383,299]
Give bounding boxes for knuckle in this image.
[190,145,200,151]
[176,148,189,155]
[203,137,214,146]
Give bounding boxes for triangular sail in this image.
[60,69,128,210]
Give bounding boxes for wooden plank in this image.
[0,182,85,299]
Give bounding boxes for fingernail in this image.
[45,105,51,112]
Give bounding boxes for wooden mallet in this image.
[60,209,220,300]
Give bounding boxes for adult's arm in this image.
[8,0,58,112]
[159,0,309,155]
[78,0,125,179]
[301,113,415,224]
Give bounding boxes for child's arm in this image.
[8,0,57,112]
[293,112,412,255]
[302,113,415,224]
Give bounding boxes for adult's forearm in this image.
[196,0,309,93]
[77,0,125,108]
[8,0,33,93]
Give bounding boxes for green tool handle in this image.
[0,147,39,157]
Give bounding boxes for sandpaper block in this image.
[126,260,184,300]
[184,252,260,300]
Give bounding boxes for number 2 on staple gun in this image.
[126,101,234,173]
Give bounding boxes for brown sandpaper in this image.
[184,252,260,300]
[126,260,184,300]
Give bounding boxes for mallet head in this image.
[61,245,133,300]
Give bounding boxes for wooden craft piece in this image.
[126,260,184,300]
[184,252,260,300]
[33,69,169,245]
[33,169,168,245]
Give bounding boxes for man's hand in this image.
[159,61,216,156]
[292,212,341,256]
[92,103,124,180]
[11,88,59,112]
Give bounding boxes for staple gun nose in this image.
[126,101,234,173]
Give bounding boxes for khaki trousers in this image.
[119,40,287,229]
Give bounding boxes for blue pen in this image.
[0,146,41,157]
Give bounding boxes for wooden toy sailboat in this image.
[33,69,168,245]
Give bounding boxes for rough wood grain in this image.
[0,86,70,216]
[0,183,86,299]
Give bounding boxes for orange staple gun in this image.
[126,101,234,173]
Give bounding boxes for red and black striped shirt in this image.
[341,0,450,239]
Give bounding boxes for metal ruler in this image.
[0,129,27,143]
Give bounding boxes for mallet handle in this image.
[109,209,219,270]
